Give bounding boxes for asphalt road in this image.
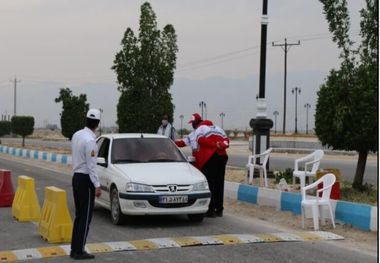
[0,157,376,263]
[1,138,377,184]
[181,149,378,185]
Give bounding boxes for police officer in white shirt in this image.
[70,109,102,260]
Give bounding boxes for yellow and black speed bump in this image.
[0,231,344,262]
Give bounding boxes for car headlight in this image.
[126,183,154,192]
[192,181,209,191]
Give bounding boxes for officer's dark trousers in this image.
[71,173,95,254]
[202,153,228,213]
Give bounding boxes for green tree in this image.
[0,121,11,137]
[11,116,34,147]
[112,2,178,133]
[55,88,89,140]
[316,0,378,190]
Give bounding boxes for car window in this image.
[111,138,186,164]
[97,138,110,160]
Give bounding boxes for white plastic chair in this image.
[301,173,336,231]
[293,150,324,189]
[246,148,272,187]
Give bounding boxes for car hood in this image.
[113,162,206,185]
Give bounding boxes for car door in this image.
[96,137,111,204]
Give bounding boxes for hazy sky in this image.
[0,0,365,130]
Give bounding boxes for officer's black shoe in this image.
[73,252,95,260]
[206,210,217,218]
[70,251,77,258]
[215,210,223,217]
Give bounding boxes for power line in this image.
[177,51,259,72]
[177,46,260,68]
[177,31,361,72]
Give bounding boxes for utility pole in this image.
[304,103,311,134]
[292,87,301,134]
[11,77,21,117]
[272,38,300,134]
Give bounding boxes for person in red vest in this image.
[195,120,229,217]
[175,113,203,166]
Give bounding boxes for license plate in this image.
[159,195,188,204]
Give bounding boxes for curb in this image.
[0,145,71,166]
[225,181,377,232]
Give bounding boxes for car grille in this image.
[148,199,197,208]
[152,184,192,193]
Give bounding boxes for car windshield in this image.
[111,137,186,164]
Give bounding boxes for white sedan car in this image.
[95,133,210,224]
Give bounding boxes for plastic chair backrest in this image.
[319,173,336,200]
[262,148,272,166]
[310,150,324,173]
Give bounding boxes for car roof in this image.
[98,133,167,140]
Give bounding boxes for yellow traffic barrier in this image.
[11,176,41,222]
[38,186,73,243]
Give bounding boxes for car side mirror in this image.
[97,157,107,167]
[187,156,195,164]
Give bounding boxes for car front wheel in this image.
[110,188,125,225]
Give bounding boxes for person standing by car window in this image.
[157,113,176,140]
[70,108,102,260]
[175,113,202,163]
[195,120,229,218]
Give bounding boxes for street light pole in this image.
[304,103,311,134]
[273,110,279,134]
[179,114,184,138]
[291,87,301,134]
[219,112,225,129]
[199,101,206,120]
[10,77,21,117]
[249,0,273,172]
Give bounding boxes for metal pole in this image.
[99,108,103,135]
[283,40,287,134]
[304,103,310,134]
[306,105,308,134]
[179,114,184,138]
[292,87,301,134]
[258,0,268,99]
[199,101,206,120]
[273,111,279,134]
[220,112,225,129]
[14,78,16,116]
[275,114,277,134]
[295,90,298,134]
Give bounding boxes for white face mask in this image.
[162,120,169,126]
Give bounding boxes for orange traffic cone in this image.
[0,169,15,207]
